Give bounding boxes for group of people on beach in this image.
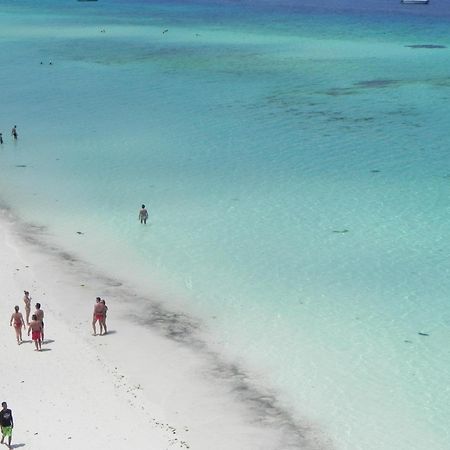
[5,292,110,447]
[10,291,110,347]
[0,126,18,145]
[10,291,44,351]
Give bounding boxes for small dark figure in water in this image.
[0,133,3,144]
[11,126,17,140]
[139,204,149,224]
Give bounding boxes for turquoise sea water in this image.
[1,1,450,448]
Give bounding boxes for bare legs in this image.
[101,317,107,335]
[34,338,42,351]
[92,318,104,336]
[14,326,22,345]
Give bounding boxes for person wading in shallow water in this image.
[139,204,149,224]
[11,126,17,140]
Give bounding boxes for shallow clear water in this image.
[1,1,450,448]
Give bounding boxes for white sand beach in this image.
[0,211,326,450]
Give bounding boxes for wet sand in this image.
[0,210,329,450]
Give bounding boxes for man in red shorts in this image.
[92,297,106,336]
[34,303,44,342]
[28,314,42,351]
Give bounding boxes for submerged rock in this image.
[405,44,446,49]
[354,79,398,88]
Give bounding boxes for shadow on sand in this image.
[103,330,116,335]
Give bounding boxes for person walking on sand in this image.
[139,204,149,224]
[0,402,13,449]
[23,290,31,325]
[11,126,17,140]
[101,299,108,335]
[28,314,42,351]
[92,297,106,336]
[34,303,44,342]
[9,306,25,345]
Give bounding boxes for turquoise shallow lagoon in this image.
[1,1,450,448]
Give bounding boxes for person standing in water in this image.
[139,204,149,224]
[0,402,13,449]
[23,291,31,325]
[9,306,25,345]
[28,314,42,351]
[11,126,17,140]
[0,133,3,144]
[34,303,44,342]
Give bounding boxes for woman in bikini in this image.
[9,306,25,345]
[101,299,108,335]
[23,291,31,325]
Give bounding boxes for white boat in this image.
[401,0,429,4]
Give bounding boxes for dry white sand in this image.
[0,212,323,450]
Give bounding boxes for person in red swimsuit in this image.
[92,297,106,336]
[27,314,42,351]
[9,306,25,345]
[34,303,44,343]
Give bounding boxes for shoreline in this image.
[0,207,331,450]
